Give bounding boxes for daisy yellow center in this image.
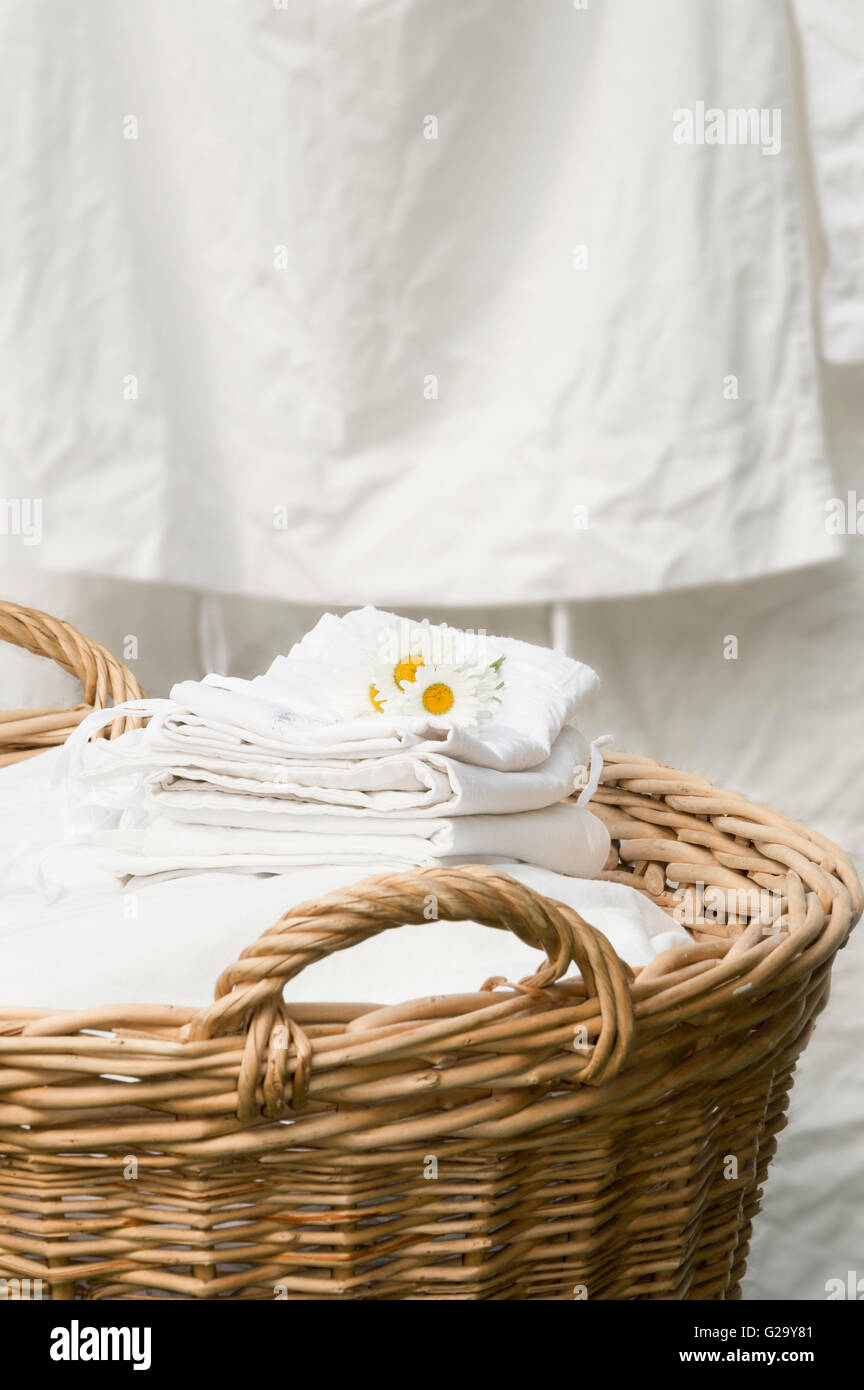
[394,657,423,685]
[422,681,455,715]
[369,683,385,712]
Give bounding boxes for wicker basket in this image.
[0,616,860,1301]
[0,600,144,765]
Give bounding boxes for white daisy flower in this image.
[396,662,499,729]
[327,653,426,720]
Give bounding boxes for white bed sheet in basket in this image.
[0,749,689,1011]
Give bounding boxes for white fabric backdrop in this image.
[0,0,854,603]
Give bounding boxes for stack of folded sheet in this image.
[0,743,690,1007]
[58,607,613,882]
[0,608,696,1008]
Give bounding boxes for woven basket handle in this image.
[188,865,636,1071]
[0,599,144,722]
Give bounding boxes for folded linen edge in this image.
[51,698,175,801]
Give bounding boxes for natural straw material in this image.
[0,745,859,1299]
[0,600,144,766]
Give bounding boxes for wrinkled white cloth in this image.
[0,751,688,1009]
[793,0,864,363]
[0,1,850,603]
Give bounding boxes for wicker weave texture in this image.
[0,599,144,766]
[0,746,859,1300]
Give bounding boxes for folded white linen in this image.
[165,678,583,774]
[39,801,611,883]
[166,605,599,772]
[45,611,611,907]
[0,753,689,1010]
[135,723,590,818]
